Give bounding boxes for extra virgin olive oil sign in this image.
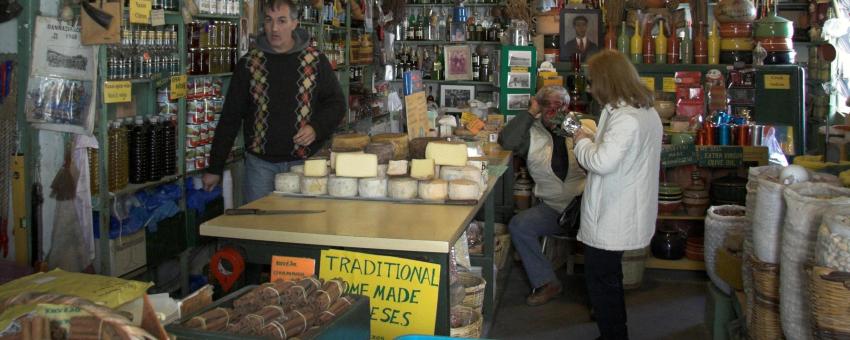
[320,249,440,340]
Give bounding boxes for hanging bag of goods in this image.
[705,205,748,295]
[816,206,850,272]
[779,183,850,340]
[752,168,838,264]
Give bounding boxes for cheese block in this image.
[448,179,480,200]
[440,165,485,189]
[289,165,305,174]
[377,164,388,178]
[425,140,468,166]
[330,147,363,170]
[331,133,370,150]
[388,177,418,199]
[387,160,409,176]
[335,153,378,178]
[418,179,448,201]
[274,172,301,193]
[371,133,410,160]
[300,176,329,195]
[410,158,436,180]
[409,137,444,159]
[358,177,388,198]
[304,158,329,177]
[364,142,395,164]
[328,175,358,197]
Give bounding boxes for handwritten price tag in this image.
[104,81,132,103]
[130,0,152,24]
[169,75,187,100]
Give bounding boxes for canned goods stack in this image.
[185,77,225,172]
[107,15,179,80]
[187,20,240,75]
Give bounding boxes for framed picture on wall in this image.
[440,85,475,112]
[507,72,531,89]
[559,8,602,63]
[507,50,533,68]
[444,45,473,81]
[506,93,531,111]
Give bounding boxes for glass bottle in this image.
[432,46,443,80]
[655,20,668,64]
[642,20,655,64]
[630,18,642,64]
[680,22,693,64]
[708,21,720,64]
[667,28,680,64]
[617,21,630,56]
[693,21,708,64]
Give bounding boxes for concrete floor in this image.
[489,263,711,340]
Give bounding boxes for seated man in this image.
[498,86,586,306]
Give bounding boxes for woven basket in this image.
[450,305,482,338]
[751,295,784,340]
[750,255,780,302]
[622,247,647,290]
[458,272,486,313]
[809,265,850,337]
[494,233,512,270]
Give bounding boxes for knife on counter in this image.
[225,208,326,215]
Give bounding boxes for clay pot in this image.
[651,226,687,259]
[713,0,757,24]
[754,12,794,38]
[763,51,796,65]
[718,22,753,38]
[719,50,753,64]
[645,0,667,8]
[658,200,683,214]
[720,38,754,51]
[756,37,794,51]
[654,100,676,120]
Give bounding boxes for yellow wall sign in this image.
[640,77,655,91]
[319,249,440,340]
[764,74,791,90]
[662,77,676,93]
[130,0,152,24]
[104,81,132,103]
[170,75,187,100]
[270,256,315,283]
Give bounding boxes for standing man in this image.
[562,15,599,63]
[203,0,346,202]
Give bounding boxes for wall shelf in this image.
[192,13,241,20]
[397,40,502,45]
[404,2,504,7]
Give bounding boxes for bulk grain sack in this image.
[780,182,850,340]
[705,205,748,295]
[816,206,850,272]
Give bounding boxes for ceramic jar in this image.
[713,0,757,24]
[652,226,687,260]
[754,11,795,65]
[683,171,710,216]
[710,174,748,205]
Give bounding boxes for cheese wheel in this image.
[425,140,468,166]
[289,165,304,174]
[448,179,480,200]
[466,157,488,171]
[377,164,388,178]
[410,158,436,180]
[331,133,370,150]
[364,142,395,164]
[387,160,409,176]
[274,172,301,193]
[409,137,444,159]
[301,176,329,195]
[371,133,410,160]
[328,175,358,197]
[358,177,388,198]
[304,158,329,177]
[335,153,379,177]
[388,177,418,199]
[330,147,363,170]
[418,179,448,201]
[440,165,485,189]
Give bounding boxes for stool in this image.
[541,233,578,275]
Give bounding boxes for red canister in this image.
[735,124,750,146]
[704,122,715,145]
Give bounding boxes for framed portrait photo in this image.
[507,50,533,68]
[506,93,531,111]
[440,85,476,112]
[559,8,603,63]
[507,72,531,89]
[444,45,473,81]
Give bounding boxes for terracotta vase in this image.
[604,22,618,50]
[693,21,708,64]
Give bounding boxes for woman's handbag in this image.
[558,195,582,237]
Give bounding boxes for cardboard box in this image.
[95,229,147,277]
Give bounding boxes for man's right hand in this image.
[528,98,542,119]
[202,173,221,192]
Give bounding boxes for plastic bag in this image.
[763,126,788,166]
[780,183,850,340]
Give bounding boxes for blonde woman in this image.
[573,50,662,339]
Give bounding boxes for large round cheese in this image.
[388,177,418,200]
[300,176,329,195]
[377,164,388,178]
[358,177,388,198]
[330,147,363,170]
[289,165,304,174]
[371,133,410,160]
[274,172,301,193]
[448,179,480,200]
[328,175,358,197]
[440,166,484,189]
[418,179,448,201]
[364,142,395,164]
[409,137,444,159]
[331,133,370,150]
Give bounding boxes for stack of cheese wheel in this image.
[371,133,410,160]
[301,157,330,195]
[331,133,370,150]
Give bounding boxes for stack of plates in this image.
[658,183,683,214]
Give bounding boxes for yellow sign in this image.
[130,0,152,24]
[662,77,676,93]
[510,67,529,73]
[169,75,187,100]
[270,256,316,283]
[764,74,791,90]
[320,249,440,340]
[150,9,165,26]
[640,77,655,90]
[104,81,132,103]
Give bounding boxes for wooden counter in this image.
[200,151,512,253]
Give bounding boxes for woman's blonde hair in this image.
[586,50,654,109]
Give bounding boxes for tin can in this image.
[751,125,765,146]
[199,123,209,145]
[194,147,206,169]
[735,124,750,146]
[717,124,732,145]
[704,122,715,145]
